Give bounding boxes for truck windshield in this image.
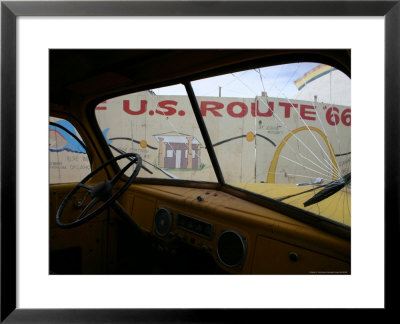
[95,62,351,226]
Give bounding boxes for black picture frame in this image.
[1,1,398,322]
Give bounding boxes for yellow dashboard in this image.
[119,184,350,274]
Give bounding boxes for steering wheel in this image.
[56,153,142,228]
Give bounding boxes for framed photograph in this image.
[2,0,397,322]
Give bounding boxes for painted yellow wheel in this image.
[267,126,339,184]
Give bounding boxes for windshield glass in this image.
[95,84,217,182]
[191,63,351,226]
[95,62,350,227]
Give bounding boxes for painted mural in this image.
[50,63,351,191]
[50,92,350,186]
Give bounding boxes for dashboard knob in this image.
[177,233,186,241]
[200,244,212,252]
[289,252,299,262]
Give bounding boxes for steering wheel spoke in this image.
[78,183,94,191]
[56,153,142,228]
[77,196,100,220]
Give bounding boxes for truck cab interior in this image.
[49,49,351,275]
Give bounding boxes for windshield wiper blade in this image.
[303,173,351,207]
[277,183,327,202]
[109,144,153,175]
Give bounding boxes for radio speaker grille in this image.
[217,230,247,269]
[154,207,172,237]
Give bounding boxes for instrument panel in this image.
[176,213,215,240]
[124,185,350,274]
[154,206,248,271]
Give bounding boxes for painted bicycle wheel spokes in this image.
[191,62,351,225]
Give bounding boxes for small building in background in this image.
[154,132,201,169]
